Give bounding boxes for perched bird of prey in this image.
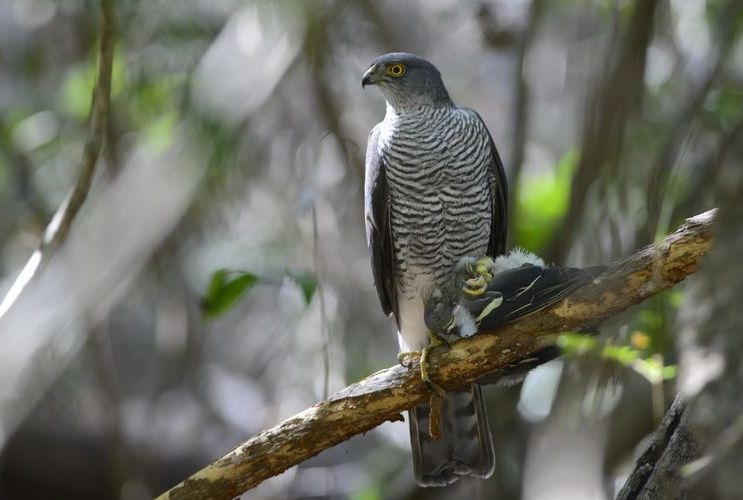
[424,249,606,339]
[362,52,507,487]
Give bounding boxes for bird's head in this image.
[362,52,452,112]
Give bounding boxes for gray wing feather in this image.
[465,109,508,257]
[365,124,398,321]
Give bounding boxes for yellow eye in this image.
[386,63,406,77]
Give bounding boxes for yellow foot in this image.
[463,275,488,296]
[399,332,449,396]
[475,256,495,281]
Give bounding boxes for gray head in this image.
[362,52,452,112]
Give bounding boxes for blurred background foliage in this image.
[0,0,742,499]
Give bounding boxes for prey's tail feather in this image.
[409,384,494,487]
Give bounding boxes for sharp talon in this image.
[463,276,488,296]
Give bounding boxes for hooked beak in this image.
[362,65,379,89]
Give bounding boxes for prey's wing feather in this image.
[476,265,605,331]
[466,110,508,257]
[365,124,398,322]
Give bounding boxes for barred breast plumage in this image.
[378,105,493,351]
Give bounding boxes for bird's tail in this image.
[409,384,495,487]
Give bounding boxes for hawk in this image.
[362,52,508,487]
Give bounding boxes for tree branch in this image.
[616,396,702,500]
[0,0,114,318]
[157,209,715,500]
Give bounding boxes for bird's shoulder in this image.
[364,124,384,205]
[365,123,384,161]
[457,106,489,128]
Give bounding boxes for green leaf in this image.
[514,149,576,252]
[205,269,228,301]
[557,333,597,356]
[661,365,678,380]
[630,356,676,384]
[291,271,318,304]
[130,73,185,126]
[202,270,258,317]
[57,45,126,119]
[143,111,177,153]
[668,290,684,309]
[58,64,95,119]
[601,345,640,365]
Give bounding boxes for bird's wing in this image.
[466,110,508,257]
[476,264,606,330]
[365,124,398,322]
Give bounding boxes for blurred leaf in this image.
[130,74,186,126]
[557,332,597,356]
[560,333,677,385]
[631,355,676,384]
[202,270,258,317]
[143,111,177,153]
[59,65,95,119]
[668,289,684,308]
[290,270,318,304]
[57,45,126,119]
[351,487,382,500]
[661,365,678,380]
[514,149,576,252]
[602,344,640,365]
[704,85,743,129]
[637,308,663,332]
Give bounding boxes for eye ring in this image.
[386,63,406,77]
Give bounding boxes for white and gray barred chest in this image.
[379,106,493,301]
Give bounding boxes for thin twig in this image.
[312,204,331,400]
[157,209,715,500]
[0,0,115,318]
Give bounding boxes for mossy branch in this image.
[158,209,716,500]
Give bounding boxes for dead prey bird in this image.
[424,249,605,338]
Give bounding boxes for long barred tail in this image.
[409,384,495,487]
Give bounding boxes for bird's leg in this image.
[419,331,448,397]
